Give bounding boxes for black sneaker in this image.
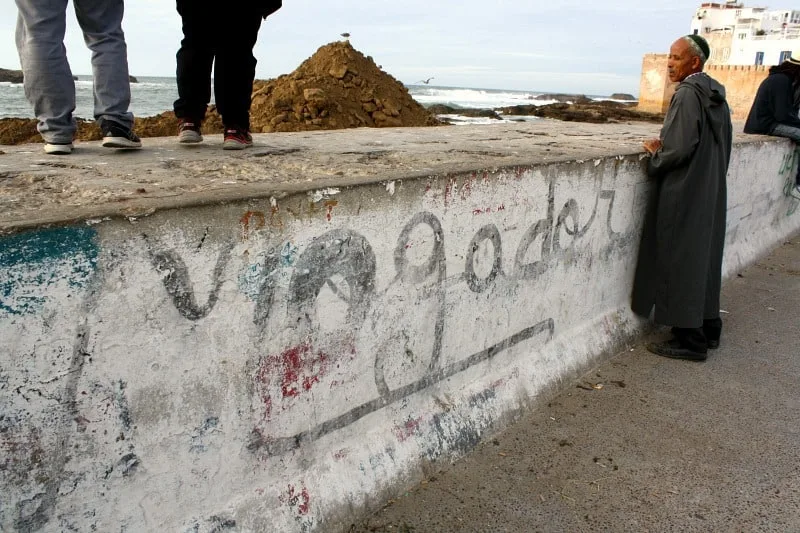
[223,127,253,150]
[101,121,142,149]
[178,119,203,144]
[646,338,707,361]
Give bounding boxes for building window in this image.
[780,50,793,62]
[694,29,699,35]
[755,51,765,65]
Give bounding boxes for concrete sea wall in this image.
[2,134,799,532]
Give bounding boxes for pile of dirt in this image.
[248,41,440,132]
[498,101,664,124]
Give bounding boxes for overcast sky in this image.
[0,0,704,95]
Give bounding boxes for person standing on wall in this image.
[173,0,282,150]
[632,34,733,361]
[14,0,142,155]
[744,54,800,197]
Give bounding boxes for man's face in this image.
[667,39,702,83]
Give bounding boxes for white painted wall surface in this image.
[2,139,799,532]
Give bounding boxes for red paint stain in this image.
[473,204,506,216]
[254,340,330,420]
[444,177,457,206]
[269,205,284,230]
[515,167,525,180]
[240,211,266,240]
[333,449,350,460]
[461,174,474,200]
[425,183,432,192]
[283,485,311,516]
[324,200,338,222]
[393,416,424,442]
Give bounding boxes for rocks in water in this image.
[530,93,592,104]
[498,101,663,124]
[0,68,24,84]
[129,75,138,83]
[610,93,636,101]
[425,104,502,120]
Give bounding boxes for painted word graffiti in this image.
[148,175,632,455]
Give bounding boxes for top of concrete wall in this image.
[0,122,773,233]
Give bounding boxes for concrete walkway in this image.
[352,235,800,533]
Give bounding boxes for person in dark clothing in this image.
[632,34,733,361]
[744,57,800,196]
[173,0,282,150]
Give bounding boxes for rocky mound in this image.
[248,41,439,132]
[610,93,636,101]
[499,101,664,124]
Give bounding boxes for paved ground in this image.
[351,235,800,533]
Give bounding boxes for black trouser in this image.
[173,1,262,130]
[672,318,722,352]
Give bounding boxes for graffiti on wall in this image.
[142,171,635,457]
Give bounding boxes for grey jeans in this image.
[772,124,800,184]
[15,0,134,143]
[771,123,800,142]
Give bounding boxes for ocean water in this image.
[0,75,179,120]
[0,77,622,125]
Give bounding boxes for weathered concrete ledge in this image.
[2,123,799,532]
[5,122,666,233]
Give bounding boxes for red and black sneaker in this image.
[223,127,253,150]
[178,119,203,144]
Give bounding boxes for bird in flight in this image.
[418,77,435,84]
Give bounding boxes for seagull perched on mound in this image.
[417,77,435,85]
[340,32,350,41]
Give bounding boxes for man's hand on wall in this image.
[642,139,662,155]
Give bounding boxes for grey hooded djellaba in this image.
[631,72,733,328]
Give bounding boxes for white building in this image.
[691,2,800,65]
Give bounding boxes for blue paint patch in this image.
[238,255,268,301]
[280,242,298,267]
[0,227,98,316]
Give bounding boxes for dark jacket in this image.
[744,71,800,134]
[260,0,282,18]
[631,72,733,328]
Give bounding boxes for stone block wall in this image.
[638,53,770,120]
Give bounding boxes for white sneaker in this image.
[44,142,73,155]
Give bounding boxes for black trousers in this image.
[173,1,262,130]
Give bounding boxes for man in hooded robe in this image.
[631,34,733,361]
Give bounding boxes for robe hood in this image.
[681,73,730,143]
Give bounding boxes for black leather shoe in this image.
[647,339,707,361]
[707,339,720,349]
